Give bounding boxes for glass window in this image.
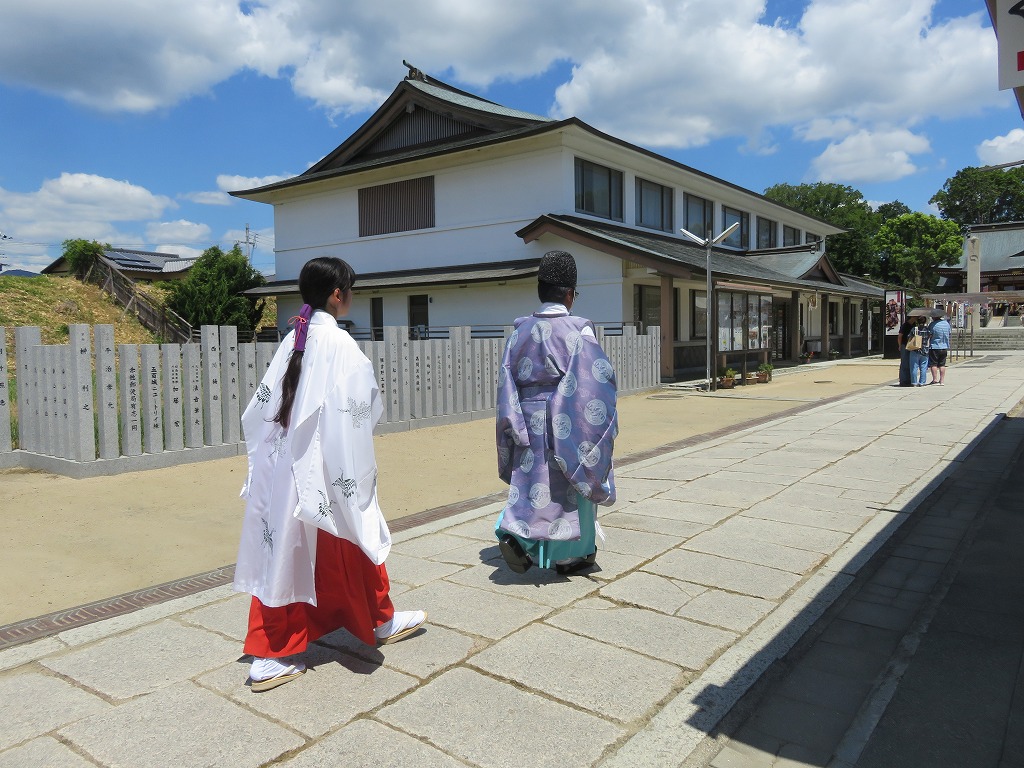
[575,158,623,220]
[756,217,777,249]
[690,290,707,340]
[805,232,821,245]
[783,225,800,247]
[685,193,714,240]
[633,284,662,334]
[722,206,749,249]
[636,178,673,232]
[409,294,429,338]
[715,291,772,351]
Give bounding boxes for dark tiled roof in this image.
[523,215,882,298]
[245,259,540,297]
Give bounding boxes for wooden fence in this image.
[0,323,659,475]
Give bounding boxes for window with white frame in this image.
[575,158,623,221]
[756,217,777,249]
[783,225,800,246]
[685,193,713,239]
[722,206,749,249]
[635,178,673,232]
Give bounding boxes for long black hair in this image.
[273,257,356,428]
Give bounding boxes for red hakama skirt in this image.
[243,529,395,657]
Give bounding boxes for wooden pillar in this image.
[659,274,674,381]
[789,291,801,360]
[862,298,870,354]
[820,293,830,356]
[842,297,852,357]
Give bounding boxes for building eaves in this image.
[244,259,541,297]
[519,215,878,298]
[230,121,570,199]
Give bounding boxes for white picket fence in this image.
[0,323,660,477]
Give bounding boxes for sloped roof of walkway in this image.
[516,215,883,299]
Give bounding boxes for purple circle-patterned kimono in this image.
[495,306,617,567]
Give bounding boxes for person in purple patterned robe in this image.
[495,250,617,575]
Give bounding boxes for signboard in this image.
[956,302,966,329]
[884,290,904,335]
[997,0,1024,90]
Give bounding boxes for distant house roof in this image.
[43,248,195,277]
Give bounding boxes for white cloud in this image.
[0,0,1005,188]
[217,174,293,193]
[156,244,204,260]
[181,191,233,206]
[145,219,211,244]
[977,129,1024,167]
[811,129,932,183]
[0,173,174,272]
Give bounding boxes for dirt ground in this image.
[0,362,900,626]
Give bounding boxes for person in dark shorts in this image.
[928,312,952,385]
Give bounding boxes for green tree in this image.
[763,182,878,276]
[875,200,911,223]
[874,212,961,291]
[929,166,1024,229]
[167,245,267,333]
[61,238,107,278]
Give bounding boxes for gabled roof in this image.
[516,214,881,298]
[943,221,1024,273]
[229,68,842,234]
[746,245,844,284]
[303,63,551,175]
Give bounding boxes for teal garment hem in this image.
[495,500,597,570]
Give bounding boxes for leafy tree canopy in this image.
[874,212,961,292]
[167,245,267,333]
[929,166,1024,229]
[61,239,107,278]
[763,182,878,276]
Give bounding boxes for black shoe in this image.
[499,535,533,574]
[555,551,597,575]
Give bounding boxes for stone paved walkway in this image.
[2,354,1023,768]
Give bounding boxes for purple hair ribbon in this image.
[289,303,313,352]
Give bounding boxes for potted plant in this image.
[799,351,813,363]
[829,348,841,360]
[756,362,773,383]
[718,367,738,389]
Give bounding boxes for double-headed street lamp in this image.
[679,222,740,390]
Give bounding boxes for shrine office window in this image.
[575,158,623,221]
[359,176,435,237]
[685,193,714,240]
[722,206,749,249]
[635,178,674,232]
[783,225,800,247]
[756,217,778,249]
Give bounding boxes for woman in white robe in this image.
[234,256,425,692]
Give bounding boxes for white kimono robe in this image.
[233,311,392,608]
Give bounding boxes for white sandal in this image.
[375,610,428,645]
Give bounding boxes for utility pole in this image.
[238,224,256,261]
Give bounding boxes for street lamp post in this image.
[679,222,740,390]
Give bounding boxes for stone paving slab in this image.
[199,643,417,738]
[377,667,623,768]
[0,672,109,751]
[644,549,801,600]
[0,737,97,768]
[41,619,241,700]
[278,719,471,767]
[395,579,549,640]
[59,681,304,768]
[547,597,736,669]
[469,623,681,722]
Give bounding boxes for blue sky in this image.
[0,0,1018,275]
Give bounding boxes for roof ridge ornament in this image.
[403,60,426,82]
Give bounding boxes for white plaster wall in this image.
[272,147,568,282]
